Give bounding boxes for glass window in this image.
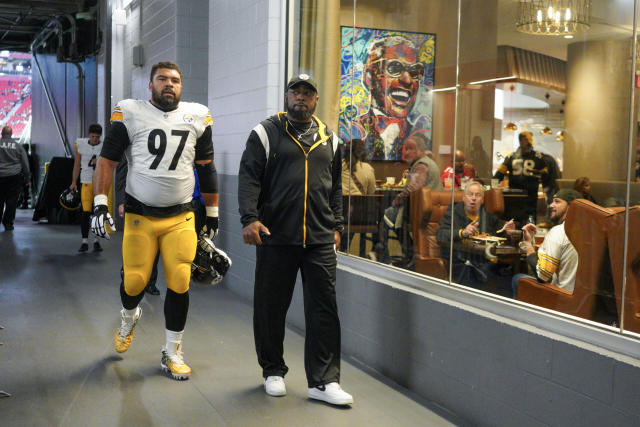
[294,0,640,338]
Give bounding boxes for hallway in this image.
[0,210,462,426]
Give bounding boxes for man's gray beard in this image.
[286,101,315,121]
[152,91,180,111]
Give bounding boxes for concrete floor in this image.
[0,210,463,426]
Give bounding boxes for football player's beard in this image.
[286,100,315,121]
[152,89,180,111]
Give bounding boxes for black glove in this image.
[90,195,115,239]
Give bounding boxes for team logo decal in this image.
[183,114,194,124]
[299,73,310,80]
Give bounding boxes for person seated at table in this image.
[372,133,442,266]
[440,149,477,189]
[436,181,515,294]
[573,176,597,204]
[341,138,376,195]
[383,132,442,227]
[493,131,548,223]
[511,189,581,298]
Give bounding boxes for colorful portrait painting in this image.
[339,27,435,161]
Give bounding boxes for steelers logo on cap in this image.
[299,73,310,80]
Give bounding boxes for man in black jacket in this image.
[436,181,514,294]
[238,74,352,406]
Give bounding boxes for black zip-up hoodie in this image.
[238,113,343,246]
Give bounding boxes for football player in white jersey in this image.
[69,123,103,252]
[91,62,219,380]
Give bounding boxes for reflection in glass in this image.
[298,0,639,335]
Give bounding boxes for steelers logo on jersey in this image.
[184,114,194,124]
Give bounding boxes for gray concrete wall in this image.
[119,0,208,104]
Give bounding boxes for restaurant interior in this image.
[294,0,640,336]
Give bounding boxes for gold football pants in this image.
[122,211,197,296]
[81,183,93,212]
[82,182,114,214]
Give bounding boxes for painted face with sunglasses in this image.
[365,38,424,119]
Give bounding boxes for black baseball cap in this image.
[286,74,318,93]
[554,189,581,205]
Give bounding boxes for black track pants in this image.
[253,244,341,387]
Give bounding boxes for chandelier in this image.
[516,0,591,37]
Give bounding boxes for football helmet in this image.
[191,235,232,285]
[59,188,81,210]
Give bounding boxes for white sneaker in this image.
[264,376,286,396]
[308,382,353,405]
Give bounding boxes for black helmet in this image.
[59,188,81,210]
[191,236,232,285]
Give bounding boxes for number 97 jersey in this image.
[110,99,213,207]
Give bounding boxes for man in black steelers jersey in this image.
[91,61,219,380]
[493,131,548,224]
[238,74,353,405]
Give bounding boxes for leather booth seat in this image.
[410,187,504,280]
[606,205,640,333]
[516,199,620,320]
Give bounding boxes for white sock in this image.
[165,329,184,355]
[82,238,88,244]
[123,307,138,318]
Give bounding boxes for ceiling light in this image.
[431,86,457,92]
[556,130,565,141]
[468,76,516,85]
[504,122,518,131]
[540,126,553,135]
[516,1,591,36]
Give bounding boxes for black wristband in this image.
[94,204,108,215]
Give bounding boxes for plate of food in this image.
[470,233,507,243]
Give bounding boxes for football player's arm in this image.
[70,144,81,190]
[91,121,129,238]
[493,156,509,180]
[194,125,220,238]
[238,130,270,245]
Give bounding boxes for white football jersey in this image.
[74,137,102,184]
[110,100,212,207]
